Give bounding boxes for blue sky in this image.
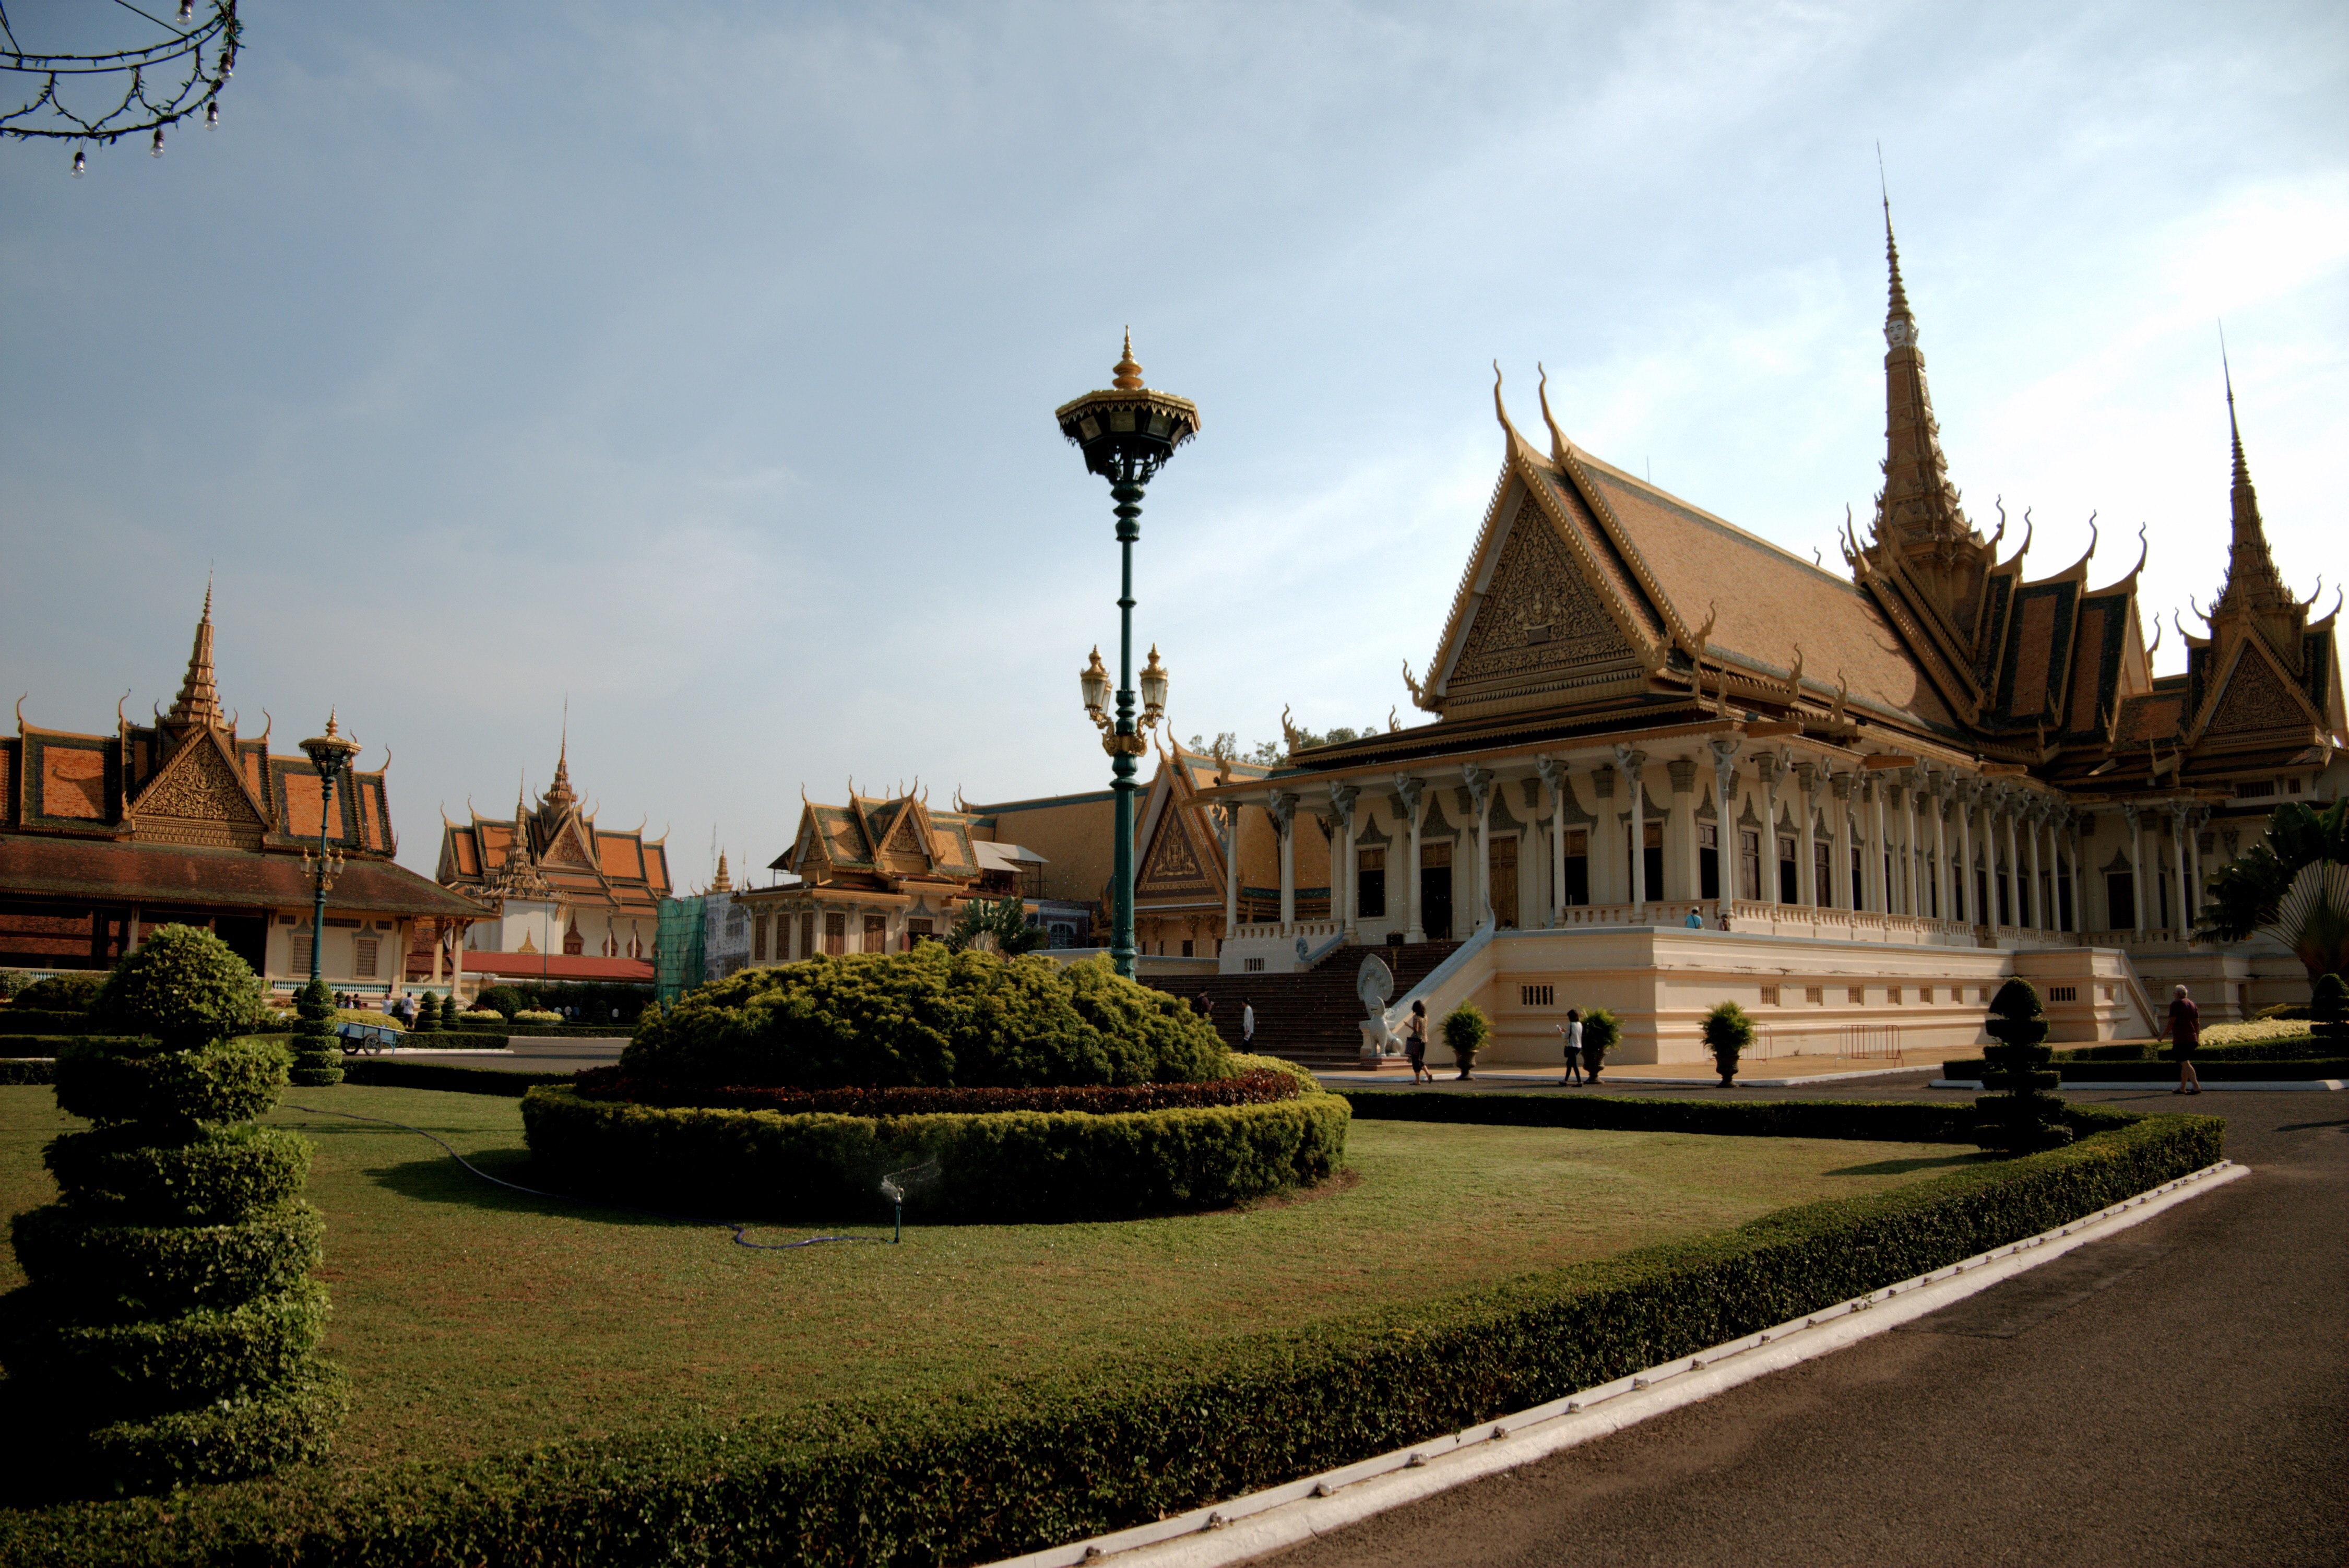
[4,1,2344,887]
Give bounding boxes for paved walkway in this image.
[1255,1084,2347,1567]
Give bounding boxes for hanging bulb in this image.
[151,127,165,157]
[205,99,219,129]
[178,0,194,19]
[219,47,233,78]
[72,147,87,177]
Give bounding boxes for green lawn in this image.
[0,1084,1986,1476]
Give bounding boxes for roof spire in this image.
[1880,144,1914,338]
[2212,337,2292,616]
[544,698,577,810]
[165,576,225,731]
[1111,328,1144,391]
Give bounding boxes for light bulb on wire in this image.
[206,100,219,129]
[72,147,87,177]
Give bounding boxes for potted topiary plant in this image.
[1580,1006,1620,1084]
[288,978,344,1086]
[6,924,346,1491]
[1975,977,2072,1153]
[2312,972,2347,1044]
[1443,1002,1489,1081]
[1701,1000,1753,1087]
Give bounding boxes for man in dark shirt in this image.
[2169,984,2202,1095]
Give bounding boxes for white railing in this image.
[1837,1024,1904,1062]
[1550,901,1704,928]
[1228,919,1342,944]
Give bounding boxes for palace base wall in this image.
[1393,926,2161,1069]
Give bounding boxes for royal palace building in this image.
[1196,217,2344,1066]
[0,587,484,993]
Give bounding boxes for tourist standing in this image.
[1558,1007,1585,1086]
[1241,998,1255,1050]
[1405,999,1430,1084]
[1195,990,1214,1025]
[2169,984,2202,1095]
[1684,909,1704,929]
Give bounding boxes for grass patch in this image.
[1,1083,1975,1479]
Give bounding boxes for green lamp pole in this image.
[1057,332,1199,980]
[299,711,360,985]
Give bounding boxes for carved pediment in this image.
[1448,496,1637,701]
[2201,641,2317,739]
[1140,809,1213,893]
[542,821,597,868]
[131,732,267,849]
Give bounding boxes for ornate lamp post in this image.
[298,711,359,986]
[1057,332,1199,979]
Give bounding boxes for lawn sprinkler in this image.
[877,1159,940,1244]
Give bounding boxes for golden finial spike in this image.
[1112,328,1144,391]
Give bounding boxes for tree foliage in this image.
[2197,798,2349,982]
[944,895,1046,957]
[93,927,263,1050]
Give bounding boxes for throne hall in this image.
[1190,216,2345,1066]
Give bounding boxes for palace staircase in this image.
[1152,941,1464,1072]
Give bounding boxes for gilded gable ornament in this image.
[133,737,265,847]
[1141,812,1209,889]
[1451,497,1629,688]
[2206,648,2305,735]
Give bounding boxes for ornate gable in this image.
[1138,804,1213,894]
[128,729,269,849]
[540,816,598,870]
[1444,491,1640,709]
[2192,636,2321,745]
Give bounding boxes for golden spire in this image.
[165,577,225,731]
[710,848,733,892]
[2213,348,2292,616]
[1111,328,1145,391]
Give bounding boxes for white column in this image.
[1898,776,1918,916]
[2170,801,2193,936]
[1929,772,1951,923]
[1795,763,1819,907]
[1758,751,1785,905]
[1830,771,1855,910]
[1332,784,1360,943]
[2025,800,2046,933]
[1616,745,1648,918]
[2065,813,2083,933]
[1707,737,1742,914]
[1669,757,1699,904]
[1396,775,1426,944]
[1269,791,1298,927]
[1865,776,1887,912]
[2002,798,2023,932]
[1953,779,1975,924]
[1536,755,1568,926]
[1463,765,1494,932]
[2123,803,2146,932]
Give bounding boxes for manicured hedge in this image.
[46,1124,312,1227]
[13,1200,324,1319]
[0,1058,55,1084]
[335,1059,567,1097]
[79,1361,348,1496]
[521,1084,1351,1223]
[0,1010,119,1037]
[0,1105,2218,1567]
[625,945,1228,1090]
[55,1037,290,1127]
[388,1030,514,1050]
[1342,1088,1989,1143]
[571,1065,1303,1115]
[2053,1036,2330,1063]
[35,1280,330,1421]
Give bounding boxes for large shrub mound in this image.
[625,946,1229,1089]
[3,926,345,1493]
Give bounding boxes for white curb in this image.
[1932,1078,2343,1092]
[988,1158,2249,1568]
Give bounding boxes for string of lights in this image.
[1,0,239,174]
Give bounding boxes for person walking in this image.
[1241,997,1255,1051]
[1194,990,1214,1026]
[1404,999,1430,1084]
[1558,1007,1585,1086]
[2169,984,2202,1095]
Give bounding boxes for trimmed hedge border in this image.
[0,1101,2217,1566]
[385,1030,514,1050]
[13,1201,325,1320]
[0,1011,114,1037]
[1342,1088,2006,1142]
[335,1059,568,1097]
[522,1086,1351,1223]
[45,1125,312,1227]
[0,1059,55,1085]
[1942,1056,2349,1082]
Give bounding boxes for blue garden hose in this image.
[282,1101,901,1249]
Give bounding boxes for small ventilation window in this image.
[2235,780,2275,799]
[2049,985,2078,1002]
[1888,985,1903,1005]
[1848,986,1866,1005]
[1244,957,1265,973]
[1520,984,1555,1007]
[1759,985,1779,1006]
[352,936,379,979]
[1805,985,1824,1005]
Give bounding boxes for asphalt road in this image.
[1261,1083,2348,1568]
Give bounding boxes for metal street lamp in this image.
[1057,330,1199,980]
[298,710,360,987]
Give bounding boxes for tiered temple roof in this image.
[435,740,673,919]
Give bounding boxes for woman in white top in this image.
[1558,1007,1585,1087]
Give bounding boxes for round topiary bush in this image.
[1701,1000,1754,1087]
[17,971,105,1013]
[4,926,344,1491]
[624,946,1229,1089]
[1441,1002,1489,1080]
[1581,1006,1621,1081]
[512,1008,564,1025]
[288,979,343,1087]
[1974,977,2072,1154]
